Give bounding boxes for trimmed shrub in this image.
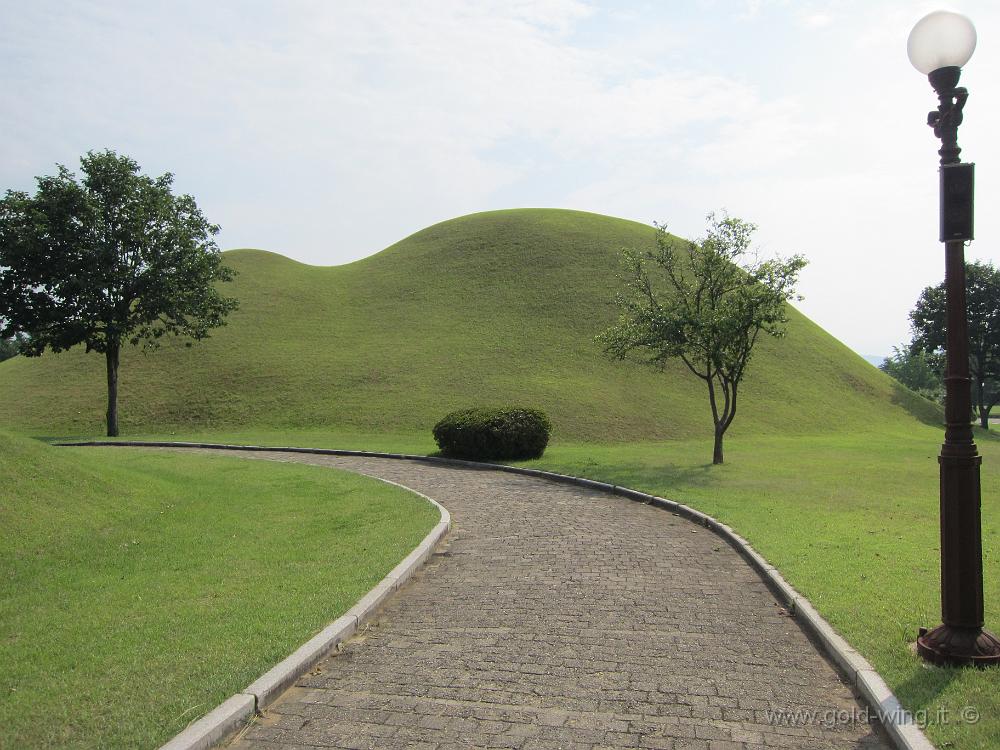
[433,407,551,461]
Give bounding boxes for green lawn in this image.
[522,425,1000,750]
[47,423,1000,748]
[94,427,440,456]
[0,432,439,749]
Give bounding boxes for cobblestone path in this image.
[216,452,886,750]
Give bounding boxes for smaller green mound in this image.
[0,433,438,749]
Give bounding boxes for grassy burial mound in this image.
[0,430,438,748]
[0,208,937,439]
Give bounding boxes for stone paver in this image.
[212,452,887,750]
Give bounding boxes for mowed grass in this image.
[0,209,937,442]
[60,423,1000,748]
[85,427,440,456]
[0,433,438,749]
[521,426,1000,750]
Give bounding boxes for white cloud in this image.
[800,12,833,28]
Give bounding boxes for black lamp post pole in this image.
[915,65,1000,667]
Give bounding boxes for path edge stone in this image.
[237,474,450,716]
[158,695,255,750]
[61,440,934,750]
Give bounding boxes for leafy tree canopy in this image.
[0,150,238,435]
[599,213,807,464]
[910,260,1000,429]
[879,345,944,403]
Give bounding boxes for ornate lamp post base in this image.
[917,625,1000,667]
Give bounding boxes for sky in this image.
[2,0,998,357]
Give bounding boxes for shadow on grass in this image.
[34,434,94,445]
[891,662,960,714]
[524,459,720,496]
[422,445,723,498]
[975,425,999,444]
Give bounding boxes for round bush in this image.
[432,407,551,461]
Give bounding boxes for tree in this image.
[599,213,806,464]
[910,260,1000,430]
[879,344,944,403]
[0,150,238,436]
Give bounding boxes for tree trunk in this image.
[981,407,991,430]
[106,343,120,437]
[706,374,729,465]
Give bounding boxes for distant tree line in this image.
[880,260,999,429]
[879,346,943,404]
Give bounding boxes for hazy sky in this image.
[3,1,998,356]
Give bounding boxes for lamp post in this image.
[908,10,1000,667]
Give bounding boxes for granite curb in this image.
[61,440,935,750]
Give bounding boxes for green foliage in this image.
[0,432,437,748]
[910,260,1000,428]
[0,208,939,439]
[879,344,943,403]
[0,150,238,435]
[433,406,551,460]
[599,213,807,463]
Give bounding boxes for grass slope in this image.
[0,432,437,749]
[0,209,936,440]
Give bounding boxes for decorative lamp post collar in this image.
[927,68,966,165]
[907,10,977,165]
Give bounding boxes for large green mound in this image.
[0,208,936,439]
[0,430,437,748]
